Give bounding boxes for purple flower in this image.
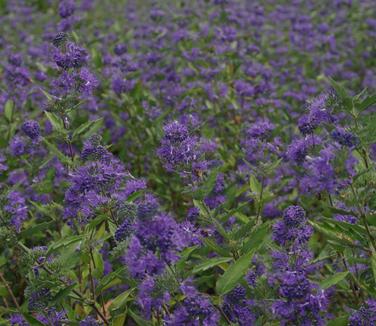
[282,205,306,227]
[79,316,101,326]
[54,42,87,70]
[137,276,170,318]
[123,236,164,278]
[166,281,220,325]
[123,179,147,198]
[204,173,226,209]
[28,288,51,311]
[286,138,309,164]
[52,32,67,48]
[78,68,99,95]
[136,194,159,220]
[247,120,274,139]
[331,128,359,148]
[114,219,134,242]
[21,120,40,140]
[9,136,26,156]
[222,286,256,325]
[279,271,310,299]
[59,0,76,18]
[300,148,337,194]
[298,114,316,135]
[273,206,312,247]
[64,156,127,223]
[4,191,28,232]
[81,136,109,161]
[114,43,127,56]
[9,314,29,326]
[36,308,67,325]
[163,121,189,143]
[157,121,200,172]
[349,299,376,326]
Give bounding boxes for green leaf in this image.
[20,221,55,237]
[91,48,103,68]
[4,99,14,122]
[48,235,84,254]
[51,283,77,303]
[96,267,126,295]
[126,190,144,202]
[0,285,8,296]
[112,313,127,326]
[309,220,355,247]
[110,288,135,311]
[326,77,352,111]
[128,309,152,326]
[371,246,376,283]
[29,200,52,216]
[241,222,271,254]
[326,206,356,216]
[39,88,55,102]
[92,250,104,278]
[216,249,255,295]
[42,138,72,165]
[249,175,262,196]
[203,238,230,257]
[358,114,376,144]
[230,220,256,241]
[192,257,232,274]
[71,31,80,43]
[357,94,376,111]
[261,158,283,175]
[22,314,45,326]
[86,214,106,230]
[72,118,103,140]
[320,271,349,289]
[176,246,198,272]
[193,168,220,200]
[44,111,65,133]
[194,200,229,240]
[327,315,349,326]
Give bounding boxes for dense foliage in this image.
[0,0,376,325]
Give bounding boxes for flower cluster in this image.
[0,0,375,324]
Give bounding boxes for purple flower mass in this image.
[0,0,375,324]
[21,120,41,140]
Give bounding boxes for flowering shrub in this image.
[0,0,375,325]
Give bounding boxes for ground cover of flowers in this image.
[0,0,376,325]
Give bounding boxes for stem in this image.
[216,305,231,325]
[88,251,96,301]
[256,175,265,224]
[340,254,360,304]
[0,215,109,325]
[2,297,9,309]
[40,264,109,325]
[0,272,20,309]
[328,193,334,207]
[62,116,74,162]
[350,184,376,250]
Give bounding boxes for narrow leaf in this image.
[357,94,376,111]
[128,309,152,326]
[241,222,271,254]
[96,267,126,295]
[320,271,349,289]
[72,118,103,140]
[44,111,65,132]
[4,99,14,122]
[110,288,135,311]
[51,283,77,304]
[216,250,254,295]
[192,257,232,274]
